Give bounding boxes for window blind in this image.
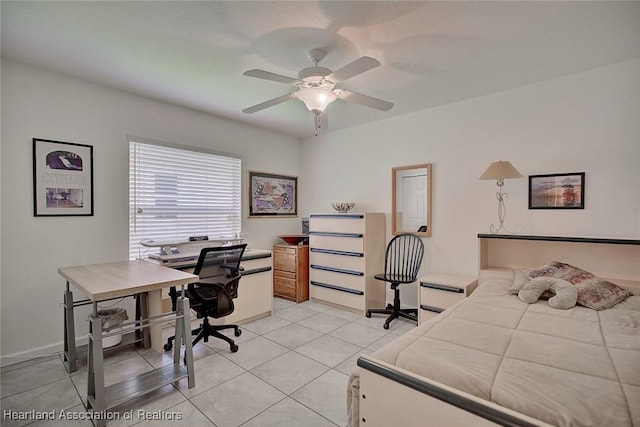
[129,140,242,260]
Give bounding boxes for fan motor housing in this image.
[297,66,332,81]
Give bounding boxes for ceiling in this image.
[2,1,639,139]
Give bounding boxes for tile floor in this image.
[1,298,416,427]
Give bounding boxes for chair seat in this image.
[374,273,415,284]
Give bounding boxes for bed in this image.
[347,234,640,427]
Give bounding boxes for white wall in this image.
[0,59,302,360]
[300,59,640,305]
[3,58,639,360]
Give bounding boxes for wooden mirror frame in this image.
[392,163,432,237]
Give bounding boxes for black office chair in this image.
[366,233,424,329]
[164,244,247,353]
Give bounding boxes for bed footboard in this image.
[355,356,550,427]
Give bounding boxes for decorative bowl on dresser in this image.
[278,234,309,245]
[331,202,356,213]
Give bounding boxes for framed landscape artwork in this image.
[248,171,297,217]
[33,138,94,216]
[529,172,585,209]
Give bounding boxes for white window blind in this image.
[129,140,242,260]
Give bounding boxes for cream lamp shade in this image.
[479,161,522,181]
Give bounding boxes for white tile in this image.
[190,372,285,427]
[291,370,349,426]
[220,336,288,370]
[273,297,296,311]
[242,316,292,335]
[273,305,319,322]
[328,322,388,348]
[242,397,337,427]
[297,312,351,334]
[325,307,362,321]
[1,378,83,427]
[263,323,324,349]
[174,353,244,398]
[0,356,69,398]
[295,335,362,367]
[251,351,329,394]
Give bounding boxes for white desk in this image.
[59,260,197,426]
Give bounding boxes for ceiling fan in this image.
[242,48,394,135]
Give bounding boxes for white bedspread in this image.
[350,273,640,427]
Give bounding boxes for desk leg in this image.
[63,283,77,372]
[147,289,164,353]
[172,297,184,366]
[180,295,195,389]
[87,303,106,427]
[138,293,151,349]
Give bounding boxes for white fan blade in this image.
[327,57,380,82]
[243,69,301,85]
[339,90,394,111]
[242,93,295,114]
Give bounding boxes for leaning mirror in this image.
[392,163,432,237]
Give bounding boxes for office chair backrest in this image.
[188,244,247,316]
[194,244,247,284]
[383,233,424,282]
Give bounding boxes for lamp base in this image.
[489,222,522,234]
[490,187,522,234]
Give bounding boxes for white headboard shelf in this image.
[478,234,640,293]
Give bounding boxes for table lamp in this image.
[480,160,522,234]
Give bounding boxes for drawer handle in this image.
[420,304,444,313]
[310,281,364,295]
[310,214,364,219]
[310,264,363,276]
[420,283,464,293]
[310,248,364,257]
[309,231,363,238]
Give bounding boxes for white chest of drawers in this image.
[309,213,386,314]
[418,273,477,324]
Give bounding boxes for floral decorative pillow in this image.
[509,261,631,310]
[549,261,632,310]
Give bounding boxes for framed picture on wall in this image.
[528,172,585,209]
[33,138,94,216]
[248,171,297,217]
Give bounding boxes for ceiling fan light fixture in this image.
[294,87,337,113]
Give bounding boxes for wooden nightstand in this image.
[273,244,309,302]
[418,274,477,324]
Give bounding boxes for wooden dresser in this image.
[273,244,309,302]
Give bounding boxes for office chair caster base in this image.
[383,322,390,330]
[230,343,239,353]
[164,343,173,351]
[234,328,241,337]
